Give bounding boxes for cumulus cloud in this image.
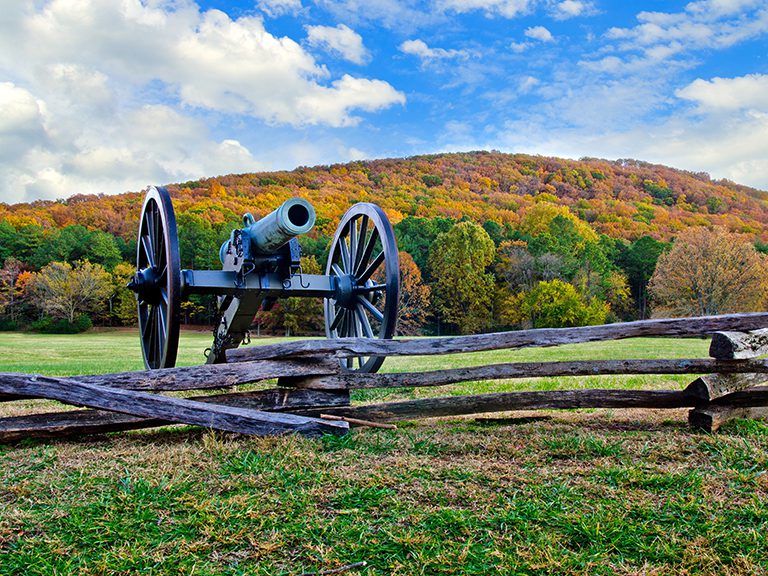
[313,0,437,30]
[258,0,303,17]
[550,0,597,20]
[509,25,554,53]
[306,24,369,64]
[438,0,535,18]
[596,1,768,69]
[676,74,768,111]
[0,0,405,202]
[525,26,554,42]
[399,39,469,61]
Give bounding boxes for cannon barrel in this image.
[247,197,316,255]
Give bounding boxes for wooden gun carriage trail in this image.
[2,186,768,442]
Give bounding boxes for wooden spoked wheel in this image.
[324,203,400,373]
[131,186,181,370]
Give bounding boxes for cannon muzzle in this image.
[246,197,316,255]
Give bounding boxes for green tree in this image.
[87,230,122,271]
[395,216,456,273]
[0,220,16,266]
[503,279,609,328]
[256,257,324,336]
[28,261,113,323]
[111,261,138,325]
[617,236,669,318]
[427,222,495,334]
[177,213,220,270]
[11,225,45,264]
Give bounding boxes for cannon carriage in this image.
[128,186,400,372]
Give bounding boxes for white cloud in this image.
[519,76,540,93]
[676,74,768,111]
[438,0,535,18]
[296,75,405,127]
[509,41,531,53]
[306,24,369,65]
[0,1,404,126]
[509,25,554,53]
[399,39,470,61]
[525,26,554,42]
[0,0,405,202]
[313,0,437,30]
[489,68,768,190]
[258,0,303,17]
[686,0,764,18]
[598,1,768,69]
[0,83,47,163]
[551,1,597,20]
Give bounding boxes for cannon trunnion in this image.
[128,186,400,372]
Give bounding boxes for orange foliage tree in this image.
[397,251,431,336]
[649,227,768,317]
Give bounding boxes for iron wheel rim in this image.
[325,203,399,373]
[135,186,181,370]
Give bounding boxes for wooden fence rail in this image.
[226,313,768,361]
[1,313,768,440]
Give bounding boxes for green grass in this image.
[1,331,767,575]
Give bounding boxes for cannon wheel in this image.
[134,186,181,370]
[325,203,400,373]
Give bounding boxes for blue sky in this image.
[1,0,767,204]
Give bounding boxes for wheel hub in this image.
[128,266,162,305]
[334,274,356,308]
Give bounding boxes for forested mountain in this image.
[2,151,767,335]
[2,151,767,244]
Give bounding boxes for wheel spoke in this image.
[146,306,157,363]
[338,308,348,338]
[141,235,156,268]
[354,229,379,277]
[154,306,163,363]
[354,216,369,271]
[155,219,165,268]
[356,304,374,338]
[329,304,345,331]
[349,219,358,272]
[353,312,362,338]
[157,302,167,340]
[152,205,161,264]
[331,263,344,278]
[358,295,384,323]
[345,309,355,338]
[358,251,385,283]
[140,306,151,339]
[146,205,156,254]
[339,235,351,273]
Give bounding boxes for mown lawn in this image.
[1,330,766,575]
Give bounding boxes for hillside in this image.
[2,151,767,244]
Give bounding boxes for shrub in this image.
[31,314,92,334]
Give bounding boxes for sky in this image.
[1,0,767,205]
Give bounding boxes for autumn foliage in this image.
[649,228,768,317]
[1,151,768,334]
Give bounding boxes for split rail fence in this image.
[3,312,768,442]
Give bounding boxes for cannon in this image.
[128,186,399,372]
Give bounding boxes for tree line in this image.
[2,197,766,336]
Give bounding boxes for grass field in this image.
[1,330,767,575]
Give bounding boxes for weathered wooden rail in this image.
[2,313,768,442]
